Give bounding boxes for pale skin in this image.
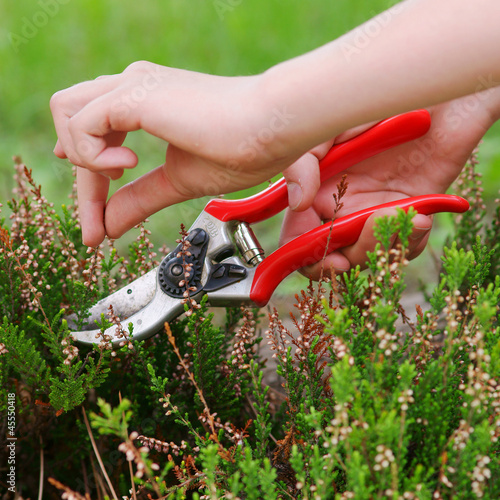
[50,0,500,279]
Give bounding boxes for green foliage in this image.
[90,397,133,438]
[1,156,499,499]
[249,360,273,461]
[0,318,49,410]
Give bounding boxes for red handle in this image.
[205,110,431,223]
[249,194,469,307]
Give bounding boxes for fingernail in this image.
[409,226,431,241]
[287,182,303,210]
[335,264,351,273]
[331,254,350,273]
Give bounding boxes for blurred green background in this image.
[1,0,499,296]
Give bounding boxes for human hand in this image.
[280,88,500,280]
[50,61,308,246]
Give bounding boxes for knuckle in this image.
[49,90,67,111]
[125,182,150,220]
[159,166,197,199]
[124,60,151,74]
[311,166,321,192]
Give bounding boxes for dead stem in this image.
[119,392,138,500]
[165,323,219,439]
[88,454,105,500]
[318,174,349,287]
[38,436,44,500]
[82,407,119,500]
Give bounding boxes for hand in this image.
[50,62,306,246]
[280,89,500,280]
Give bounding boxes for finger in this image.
[333,120,379,144]
[299,252,352,281]
[98,168,125,180]
[406,213,433,259]
[66,95,139,170]
[77,167,110,247]
[408,230,432,260]
[103,147,207,239]
[51,76,123,158]
[54,139,67,159]
[279,206,322,245]
[339,208,400,267]
[283,141,333,211]
[283,154,320,211]
[92,130,134,174]
[103,169,170,240]
[297,209,402,280]
[279,206,351,281]
[55,137,126,180]
[340,210,433,268]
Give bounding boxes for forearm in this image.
[262,0,500,156]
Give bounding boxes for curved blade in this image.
[69,268,184,345]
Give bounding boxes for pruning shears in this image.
[69,110,469,345]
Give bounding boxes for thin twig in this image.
[88,454,103,500]
[38,436,44,500]
[81,459,91,499]
[165,322,218,441]
[119,392,137,500]
[82,407,119,500]
[128,461,137,500]
[318,174,349,286]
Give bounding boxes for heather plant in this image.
[0,154,499,499]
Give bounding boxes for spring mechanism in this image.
[234,222,265,266]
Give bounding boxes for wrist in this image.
[256,60,329,166]
[236,67,307,170]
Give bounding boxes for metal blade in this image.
[69,268,183,345]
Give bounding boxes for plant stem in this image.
[82,408,119,500]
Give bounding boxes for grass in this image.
[1,0,499,294]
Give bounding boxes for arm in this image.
[264,0,500,158]
[50,0,500,247]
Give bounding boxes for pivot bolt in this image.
[171,264,183,276]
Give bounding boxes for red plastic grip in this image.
[249,194,469,307]
[204,110,431,223]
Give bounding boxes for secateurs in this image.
[69,110,469,345]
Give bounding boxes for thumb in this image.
[283,140,335,212]
[283,151,322,212]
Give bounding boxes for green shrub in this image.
[0,155,498,499]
